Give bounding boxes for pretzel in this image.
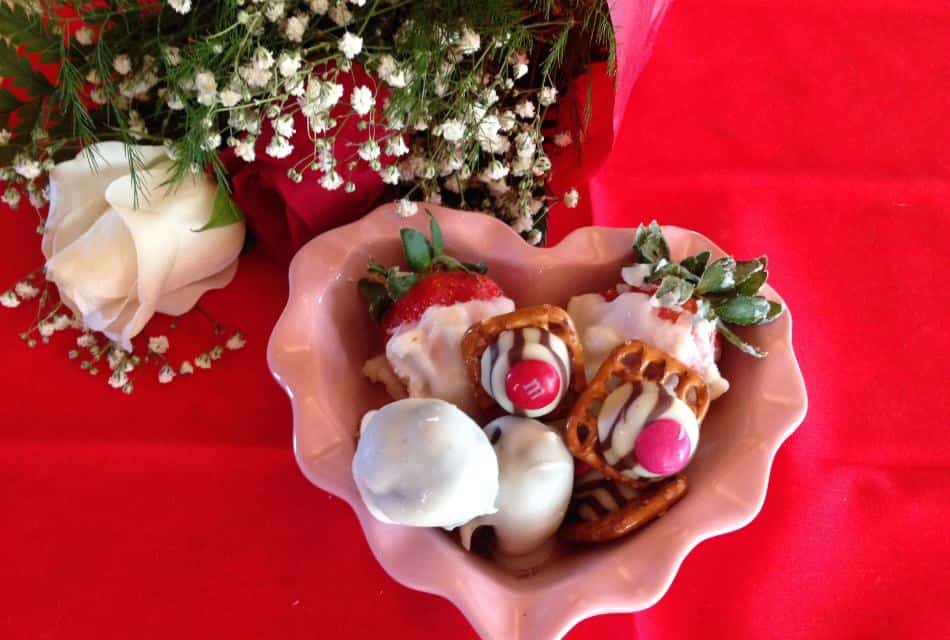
[564,340,710,487]
[461,304,586,418]
[560,473,688,543]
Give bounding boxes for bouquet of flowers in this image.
[0,0,628,390]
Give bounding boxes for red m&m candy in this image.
[504,360,561,411]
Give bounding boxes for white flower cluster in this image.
[2,2,584,246]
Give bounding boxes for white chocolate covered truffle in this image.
[352,398,499,528]
[459,416,574,558]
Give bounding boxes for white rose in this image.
[42,142,246,351]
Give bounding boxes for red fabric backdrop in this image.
[2,1,949,638]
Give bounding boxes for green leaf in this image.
[765,300,784,322]
[196,184,244,231]
[632,221,670,264]
[0,90,19,117]
[367,258,389,277]
[387,272,417,300]
[734,257,767,288]
[736,270,767,296]
[401,228,432,272]
[716,321,767,358]
[696,257,737,295]
[714,295,772,326]
[647,261,699,284]
[680,251,710,277]
[652,275,695,307]
[428,211,443,256]
[0,40,53,97]
[358,279,391,322]
[462,260,488,274]
[0,4,59,64]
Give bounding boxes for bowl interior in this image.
[269,205,807,640]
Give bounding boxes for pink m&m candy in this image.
[634,418,693,475]
[505,359,561,411]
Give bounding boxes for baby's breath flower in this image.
[278,52,302,78]
[514,131,537,159]
[158,365,175,384]
[77,334,96,348]
[380,165,400,185]
[0,129,11,145]
[167,0,192,15]
[511,214,533,234]
[166,93,184,110]
[219,88,242,108]
[1,291,20,308]
[148,335,170,355]
[266,135,294,159]
[527,229,543,245]
[284,13,309,42]
[538,86,558,107]
[350,85,374,116]
[52,314,71,331]
[358,140,380,162]
[384,137,408,157]
[328,3,353,26]
[272,115,295,138]
[14,156,42,180]
[2,187,21,209]
[438,119,465,142]
[554,130,573,147]
[515,100,535,119]
[179,361,194,375]
[163,46,182,66]
[456,26,481,55]
[194,70,217,106]
[533,154,552,176]
[339,31,363,59]
[194,353,212,369]
[395,198,418,218]
[108,369,129,389]
[265,1,287,22]
[226,332,246,350]
[482,159,509,181]
[234,136,257,162]
[348,0,367,6]
[309,0,329,14]
[14,281,39,300]
[563,188,580,208]
[113,54,132,75]
[320,171,343,191]
[75,26,94,45]
[513,63,528,79]
[210,345,224,361]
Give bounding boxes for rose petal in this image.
[155,260,239,315]
[43,142,167,258]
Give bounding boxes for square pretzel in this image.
[461,304,587,417]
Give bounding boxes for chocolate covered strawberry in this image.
[567,222,784,400]
[359,213,514,415]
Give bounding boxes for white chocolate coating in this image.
[597,381,699,480]
[479,327,571,417]
[567,291,729,399]
[459,416,574,558]
[352,398,499,529]
[382,297,516,416]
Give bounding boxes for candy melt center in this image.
[505,360,561,410]
[634,418,692,475]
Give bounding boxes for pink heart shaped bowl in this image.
[267,205,808,639]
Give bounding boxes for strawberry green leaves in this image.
[401,228,432,272]
[629,221,784,358]
[358,211,488,323]
[633,221,670,264]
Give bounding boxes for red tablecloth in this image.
[3,1,949,638]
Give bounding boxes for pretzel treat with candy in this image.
[565,340,710,487]
[561,470,688,543]
[461,305,586,419]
